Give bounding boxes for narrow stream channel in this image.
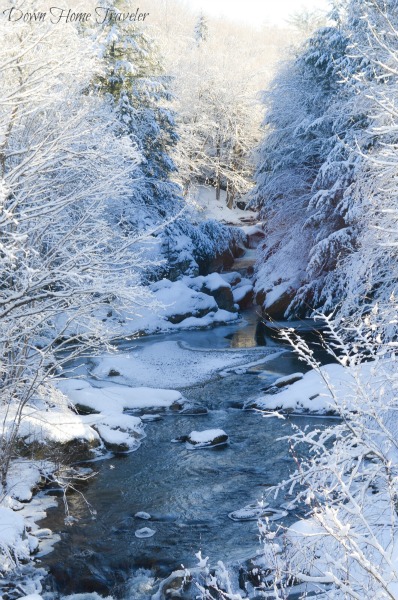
[34,307,333,598]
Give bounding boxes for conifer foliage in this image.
[96,1,180,223]
[252,0,397,320]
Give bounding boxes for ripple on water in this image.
[39,320,333,597]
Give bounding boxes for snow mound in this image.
[0,389,99,447]
[59,381,182,413]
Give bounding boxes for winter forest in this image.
[3,0,398,598]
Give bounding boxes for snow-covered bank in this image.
[0,459,60,582]
[95,272,256,339]
[249,352,398,598]
[56,272,252,342]
[0,333,279,590]
[251,359,381,415]
[0,379,182,583]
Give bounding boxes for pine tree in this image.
[194,12,208,46]
[252,13,369,318]
[96,1,180,223]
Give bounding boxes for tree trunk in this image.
[215,132,221,201]
[226,182,235,209]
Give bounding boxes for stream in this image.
[34,306,333,599]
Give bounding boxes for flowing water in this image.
[36,308,332,598]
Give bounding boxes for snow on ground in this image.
[151,278,217,317]
[254,360,380,414]
[57,378,182,412]
[0,507,29,571]
[187,185,253,225]
[85,277,240,338]
[89,340,275,388]
[0,459,60,577]
[0,389,99,447]
[254,356,398,597]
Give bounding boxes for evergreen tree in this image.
[96,1,180,223]
[194,12,208,46]
[252,12,369,318]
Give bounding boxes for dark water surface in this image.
[38,310,331,597]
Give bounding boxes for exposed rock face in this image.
[108,369,121,377]
[167,304,214,324]
[255,289,266,307]
[245,225,265,249]
[232,284,253,309]
[202,281,235,312]
[262,289,295,319]
[198,247,235,274]
[197,238,246,275]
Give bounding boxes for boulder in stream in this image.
[186,429,229,449]
[220,271,242,287]
[201,273,236,312]
[262,372,304,394]
[232,284,253,309]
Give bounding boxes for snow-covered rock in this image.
[58,381,188,452]
[186,429,228,449]
[59,381,183,414]
[232,284,253,309]
[273,372,304,387]
[220,271,242,287]
[91,414,145,452]
[151,279,217,324]
[0,388,100,450]
[86,272,243,337]
[202,273,236,312]
[183,273,236,312]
